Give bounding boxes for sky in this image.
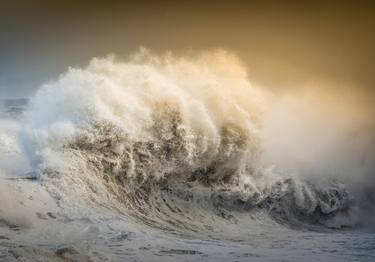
[0,0,374,101]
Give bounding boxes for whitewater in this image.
[0,49,374,261]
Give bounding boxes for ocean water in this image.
[0,51,374,261]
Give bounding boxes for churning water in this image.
[0,50,374,261]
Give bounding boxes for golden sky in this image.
[0,0,374,102]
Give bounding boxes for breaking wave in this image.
[20,49,360,236]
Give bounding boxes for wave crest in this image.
[21,50,355,231]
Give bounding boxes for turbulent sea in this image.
[0,50,374,261]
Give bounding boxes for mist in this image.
[260,84,375,224]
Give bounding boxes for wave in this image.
[20,49,361,234]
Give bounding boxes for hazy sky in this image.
[0,0,374,99]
